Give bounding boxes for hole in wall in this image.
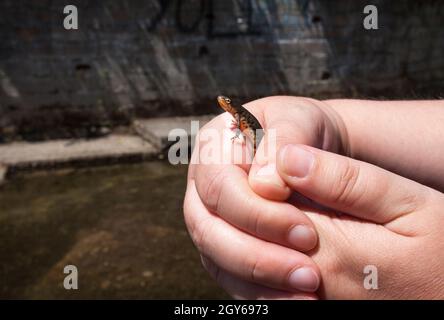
[75,64,91,71]
[321,71,331,80]
[198,45,209,57]
[312,15,322,23]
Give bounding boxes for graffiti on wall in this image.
[144,0,263,37]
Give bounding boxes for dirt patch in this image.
[0,161,228,299]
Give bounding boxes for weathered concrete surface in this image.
[133,115,215,150]
[1,0,443,141]
[0,135,156,173]
[0,115,219,177]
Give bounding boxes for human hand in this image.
[183,96,348,299]
[274,144,444,299]
[206,143,444,299]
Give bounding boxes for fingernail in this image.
[280,145,314,178]
[288,225,317,250]
[289,267,320,292]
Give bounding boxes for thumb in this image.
[249,126,312,201]
[276,144,430,224]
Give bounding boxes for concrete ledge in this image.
[0,115,217,179]
[0,134,157,176]
[133,115,215,150]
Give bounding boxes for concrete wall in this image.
[1,0,443,141]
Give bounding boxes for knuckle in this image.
[202,256,221,282]
[183,204,194,235]
[247,202,285,240]
[249,258,261,283]
[193,216,216,254]
[202,166,230,212]
[242,253,265,284]
[245,197,262,235]
[330,159,363,208]
[245,253,272,285]
[257,96,282,107]
[212,263,223,284]
[183,196,198,238]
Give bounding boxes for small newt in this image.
[217,95,264,155]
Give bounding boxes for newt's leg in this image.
[229,114,244,143]
[231,130,247,146]
[229,119,238,130]
[231,129,241,142]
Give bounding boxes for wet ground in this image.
[0,161,228,299]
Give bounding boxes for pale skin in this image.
[183,96,444,299]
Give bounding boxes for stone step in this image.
[133,115,216,150]
[0,134,157,175]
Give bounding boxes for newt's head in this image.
[217,95,233,113]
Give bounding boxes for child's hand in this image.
[245,96,349,201]
[184,96,444,299]
[184,96,347,298]
[275,144,444,299]
[196,144,444,299]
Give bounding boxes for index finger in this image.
[194,160,318,252]
[188,112,252,181]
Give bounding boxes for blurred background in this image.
[0,0,443,299]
